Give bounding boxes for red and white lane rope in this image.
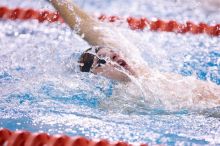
[0,6,219,37]
[0,128,148,146]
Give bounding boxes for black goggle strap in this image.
[86,46,103,54]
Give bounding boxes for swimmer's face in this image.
[91,48,134,82]
[79,47,135,82]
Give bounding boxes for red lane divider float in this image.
[0,6,219,37]
[0,128,148,146]
[0,6,63,23]
[99,15,220,36]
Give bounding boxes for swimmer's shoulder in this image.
[132,62,152,78]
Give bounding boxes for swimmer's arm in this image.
[51,0,140,57]
[51,0,103,46]
[158,70,220,102]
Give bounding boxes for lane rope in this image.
[0,128,148,146]
[0,5,219,146]
[0,6,219,37]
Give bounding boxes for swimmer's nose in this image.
[110,53,119,61]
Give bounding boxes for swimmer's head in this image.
[78,46,135,82]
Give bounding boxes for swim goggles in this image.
[79,46,107,72]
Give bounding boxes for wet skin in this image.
[90,48,136,82]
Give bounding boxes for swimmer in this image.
[51,0,220,107]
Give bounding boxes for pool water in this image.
[0,0,220,145]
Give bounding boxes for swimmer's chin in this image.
[94,71,132,82]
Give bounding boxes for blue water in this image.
[0,0,220,145]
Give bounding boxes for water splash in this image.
[0,0,220,145]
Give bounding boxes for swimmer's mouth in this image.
[115,59,131,72]
[114,58,135,76]
[117,59,127,67]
